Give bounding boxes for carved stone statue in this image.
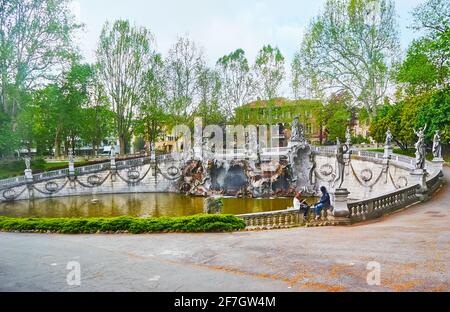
[385,128,392,146]
[413,124,427,170]
[68,149,74,163]
[110,143,116,158]
[336,137,340,146]
[345,127,351,147]
[432,130,442,159]
[290,116,304,142]
[336,143,349,189]
[24,157,31,170]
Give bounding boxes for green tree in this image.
[79,71,114,155]
[254,45,285,100]
[97,20,155,154]
[296,0,400,112]
[216,49,255,116]
[196,67,225,125]
[0,0,81,124]
[165,36,205,124]
[396,0,449,93]
[320,92,351,143]
[136,54,168,154]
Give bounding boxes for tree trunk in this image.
[119,134,126,155]
[54,131,61,158]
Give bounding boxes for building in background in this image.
[234,98,324,144]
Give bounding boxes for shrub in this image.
[0,214,246,234]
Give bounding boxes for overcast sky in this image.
[71,0,425,96]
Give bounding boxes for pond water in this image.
[0,193,317,218]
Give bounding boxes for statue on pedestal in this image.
[432,130,442,159]
[110,143,116,159]
[385,128,392,147]
[345,127,351,147]
[413,124,427,170]
[290,116,305,143]
[68,149,74,164]
[24,157,31,171]
[336,143,349,189]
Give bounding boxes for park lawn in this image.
[0,159,88,179]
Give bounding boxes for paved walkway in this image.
[0,168,449,292]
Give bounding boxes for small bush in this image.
[0,214,246,234]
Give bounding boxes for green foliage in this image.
[416,88,450,142]
[254,45,285,100]
[320,93,351,142]
[0,0,81,121]
[351,135,370,144]
[0,159,89,179]
[97,19,156,154]
[295,0,399,112]
[216,49,254,116]
[369,89,449,150]
[0,214,246,234]
[396,0,449,94]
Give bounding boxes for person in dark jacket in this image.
[314,186,331,219]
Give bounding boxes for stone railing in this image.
[347,184,419,223]
[0,154,176,191]
[237,208,303,230]
[0,175,27,189]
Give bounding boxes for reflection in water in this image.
[0,193,317,218]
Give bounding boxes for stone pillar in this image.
[110,153,116,175]
[431,157,444,171]
[383,145,393,159]
[150,142,156,161]
[410,169,428,201]
[68,153,75,178]
[328,188,351,225]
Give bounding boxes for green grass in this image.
[0,214,246,234]
[0,159,88,179]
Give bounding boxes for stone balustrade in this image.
[237,208,303,230]
[347,184,419,223]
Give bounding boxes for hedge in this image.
[0,214,246,234]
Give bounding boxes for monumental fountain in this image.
[0,117,444,228]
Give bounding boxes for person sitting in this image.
[293,191,310,218]
[313,186,331,220]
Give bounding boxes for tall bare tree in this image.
[96,20,154,154]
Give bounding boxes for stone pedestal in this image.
[384,145,393,159]
[24,169,33,181]
[410,169,428,201]
[432,158,444,170]
[110,156,117,181]
[24,169,34,198]
[328,188,350,225]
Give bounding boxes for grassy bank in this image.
[0,214,246,234]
